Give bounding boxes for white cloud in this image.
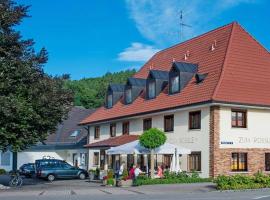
[125,0,259,46]
[118,42,160,62]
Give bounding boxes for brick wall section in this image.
[209,106,270,178]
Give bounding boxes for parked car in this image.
[35,159,88,181]
[19,163,35,178]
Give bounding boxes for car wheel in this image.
[47,174,56,182]
[79,173,86,180]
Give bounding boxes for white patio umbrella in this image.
[106,140,191,155]
[170,148,182,173]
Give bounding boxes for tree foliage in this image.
[139,128,167,149]
[0,0,73,151]
[65,70,136,109]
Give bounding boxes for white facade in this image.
[0,151,13,171]
[17,149,88,169]
[88,105,210,178]
[220,106,270,149]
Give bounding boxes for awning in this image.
[106,140,191,155]
[84,135,139,149]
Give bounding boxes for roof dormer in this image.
[169,62,198,94]
[146,70,169,99]
[106,84,125,108]
[124,78,146,104]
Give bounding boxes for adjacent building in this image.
[3,106,95,170]
[80,22,270,178]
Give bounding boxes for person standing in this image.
[134,165,142,178]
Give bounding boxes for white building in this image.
[80,22,270,178]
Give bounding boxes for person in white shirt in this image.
[119,162,125,176]
[134,165,142,178]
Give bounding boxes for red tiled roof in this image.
[84,135,139,148]
[80,22,270,125]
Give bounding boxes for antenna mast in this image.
[179,10,191,42]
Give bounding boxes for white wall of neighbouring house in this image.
[0,150,13,171]
[17,149,88,169]
[17,151,66,168]
[219,107,270,149]
[87,105,211,178]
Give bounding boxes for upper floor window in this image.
[232,110,247,128]
[94,126,100,139]
[125,89,132,104]
[148,81,156,99]
[170,75,179,94]
[122,121,129,135]
[189,111,201,130]
[164,115,174,132]
[143,118,152,131]
[231,152,248,172]
[110,123,116,137]
[107,94,113,108]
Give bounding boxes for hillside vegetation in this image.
[65,69,136,109]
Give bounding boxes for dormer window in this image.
[148,81,156,99]
[107,94,113,108]
[125,88,132,104]
[171,75,180,94]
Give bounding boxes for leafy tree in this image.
[0,0,73,151]
[65,69,136,108]
[139,128,167,178]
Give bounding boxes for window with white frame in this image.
[148,81,156,99]
[125,88,132,104]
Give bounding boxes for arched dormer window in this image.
[170,75,180,94]
[148,80,156,99]
[125,88,132,104]
[107,94,113,108]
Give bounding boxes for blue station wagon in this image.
[35,159,88,181]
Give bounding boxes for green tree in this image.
[65,69,136,108]
[139,128,167,178]
[0,0,73,151]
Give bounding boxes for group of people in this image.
[117,162,164,180]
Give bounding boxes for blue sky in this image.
[17,0,270,80]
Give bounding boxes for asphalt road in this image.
[1,176,270,200]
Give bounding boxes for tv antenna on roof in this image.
[179,10,192,42]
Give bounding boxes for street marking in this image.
[253,195,270,199]
[99,189,112,194]
[38,191,45,196]
[124,189,145,195]
[70,190,76,195]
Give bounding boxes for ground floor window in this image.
[163,155,172,169]
[265,153,270,171]
[1,152,11,166]
[93,152,99,166]
[127,154,134,170]
[188,152,201,171]
[231,152,248,171]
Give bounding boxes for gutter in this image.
[80,100,270,127]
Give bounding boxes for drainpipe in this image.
[12,152,17,171]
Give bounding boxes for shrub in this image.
[0,169,6,175]
[107,178,115,186]
[215,172,270,190]
[95,167,100,179]
[133,171,211,186]
[122,169,129,180]
[107,170,114,179]
[139,128,167,149]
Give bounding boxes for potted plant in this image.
[102,176,108,185]
[118,169,133,187]
[88,169,95,181]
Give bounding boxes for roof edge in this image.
[212,22,236,99]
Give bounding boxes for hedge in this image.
[133,171,211,186]
[215,172,270,190]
